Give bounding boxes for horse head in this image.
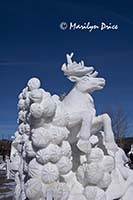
[68,73,105,93]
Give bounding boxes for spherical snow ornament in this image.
[76,164,88,186]
[36,149,50,164]
[18,99,25,110]
[61,141,72,158]
[48,144,62,163]
[49,126,69,145]
[83,186,97,200]
[97,172,111,189]
[23,160,28,173]
[29,89,43,103]
[25,140,36,158]
[25,178,42,200]
[27,78,41,91]
[18,110,27,122]
[24,123,31,135]
[18,92,23,99]
[53,182,70,200]
[30,103,44,118]
[26,112,31,122]
[95,188,106,200]
[86,163,104,185]
[87,147,104,163]
[31,127,50,148]
[41,162,59,184]
[25,97,31,109]
[18,123,25,135]
[56,156,72,175]
[28,158,43,178]
[42,95,56,118]
[22,87,28,98]
[36,144,62,164]
[39,88,47,94]
[102,155,114,173]
[89,135,99,145]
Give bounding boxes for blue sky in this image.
[0,0,133,138]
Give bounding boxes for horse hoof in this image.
[77,139,91,153]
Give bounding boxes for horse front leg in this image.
[67,111,92,140]
[76,112,93,153]
[92,114,118,153]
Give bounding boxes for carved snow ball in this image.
[36,144,62,164]
[25,178,42,200]
[61,141,72,158]
[95,188,106,200]
[18,92,23,99]
[30,103,44,118]
[18,123,30,135]
[97,172,111,189]
[36,149,50,164]
[83,186,97,200]
[87,147,104,163]
[86,163,104,185]
[76,164,88,186]
[18,123,25,135]
[83,186,106,200]
[102,156,114,173]
[31,127,50,148]
[18,110,27,122]
[52,182,70,200]
[49,126,69,145]
[56,156,72,175]
[25,97,31,109]
[18,99,25,110]
[27,78,41,91]
[24,123,31,135]
[42,94,56,117]
[89,135,99,145]
[29,89,43,103]
[47,144,62,163]
[22,87,29,99]
[28,158,43,178]
[23,159,28,173]
[25,140,36,158]
[41,162,59,184]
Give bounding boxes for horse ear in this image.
[66,52,74,64]
[67,76,80,82]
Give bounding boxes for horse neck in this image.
[64,86,93,103]
[66,86,85,99]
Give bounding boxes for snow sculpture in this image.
[10,53,133,200]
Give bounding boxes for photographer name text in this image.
[60,22,119,32]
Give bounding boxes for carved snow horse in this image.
[61,53,118,154]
